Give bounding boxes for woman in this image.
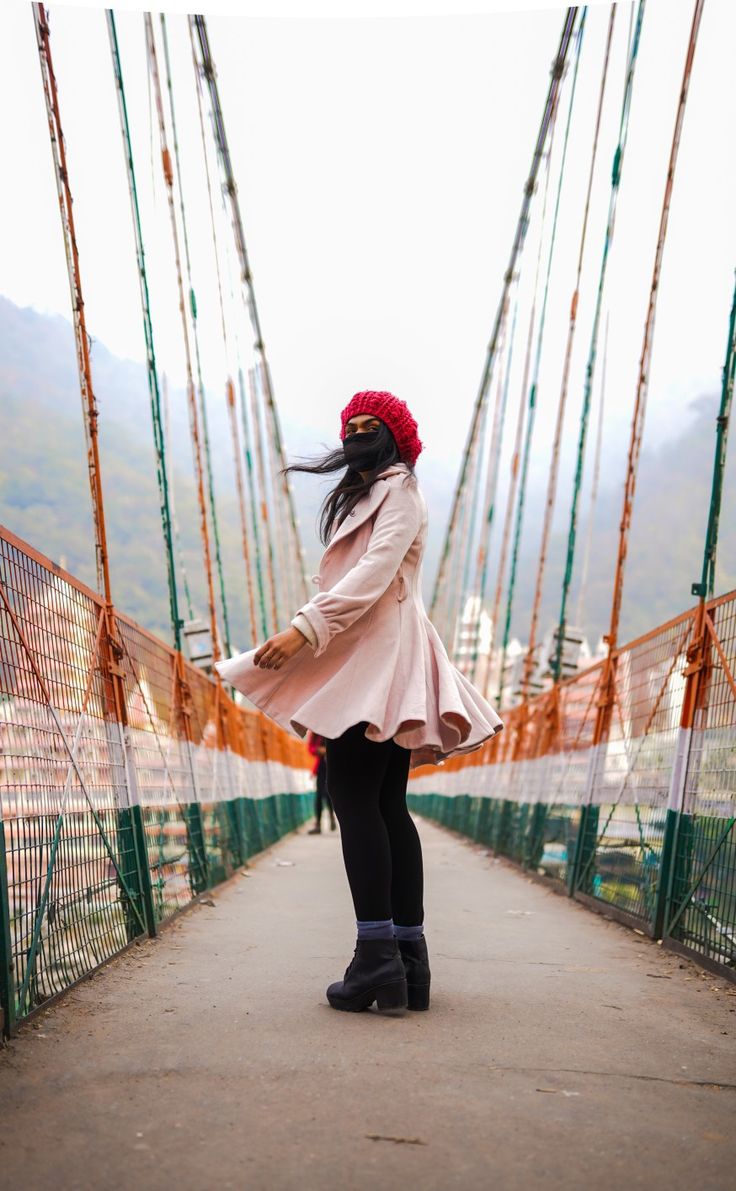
[216,391,503,1013]
[306,731,335,833]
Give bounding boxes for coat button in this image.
[349,509,356,516]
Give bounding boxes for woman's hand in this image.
[254,626,308,670]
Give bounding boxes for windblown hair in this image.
[285,421,413,545]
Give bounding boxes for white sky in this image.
[3,0,735,558]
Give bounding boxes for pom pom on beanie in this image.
[340,391,423,467]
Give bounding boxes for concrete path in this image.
[1,818,735,1191]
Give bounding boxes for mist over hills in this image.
[1,296,733,654]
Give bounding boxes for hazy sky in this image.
[3,0,735,565]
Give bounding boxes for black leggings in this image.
[325,722,424,924]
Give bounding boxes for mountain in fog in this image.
[1,296,732,653]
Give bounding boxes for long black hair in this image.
[284,421,413,545]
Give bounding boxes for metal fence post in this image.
[568,742,601,895]
[184,770,209,895]
[653,723,692,939]
[103,613,158,940]
[222,749,246,869]
[476,797,492,846]
[118,724,158,939]
[655,604,706,940]
[0,818,16,1036]
[223,794,244,868]
[525,801,548,870]
[497,799,514,856]
[569,653,618,896]
[175,657,210,895]
[217,709,246,871]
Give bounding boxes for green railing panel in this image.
[141,804,194,924]
[1,791,311,1035]
[118,806,156,940]
[201,802,238,887]
[186,804,209,895]
[0,817,16,1036]
[3,808,136,1022]
[665,813,736,968]
[243,798,265,858]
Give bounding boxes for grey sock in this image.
[394,923,424,942]
[356,918,394,941]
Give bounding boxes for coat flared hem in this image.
[215,642,503,770]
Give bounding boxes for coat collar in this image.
[324,464,410,555]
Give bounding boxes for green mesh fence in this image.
[409,597,736,981]
[0,526,313,1035]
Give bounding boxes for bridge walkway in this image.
[0,818,734,1190]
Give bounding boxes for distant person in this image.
[217,392,503,1014]
[306,731,336,833]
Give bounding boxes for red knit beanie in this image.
[340,391,423,467]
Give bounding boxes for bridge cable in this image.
[143,42,200,629]
[485,98,559,698]
[436,19,574,651]
[204,97,297,640]
[435,103,550,652]
[469,290,520,685]
[452,277,519,660]
[190,15,309,615]
[456,294,511,665]
[247,364,281,634]
[605,0,705,655]
[445,334,499,653]
[189,16,288,635]
[33,4,112,602]
[245,362,290,635]
[106,9,182,649]
[495,8,587,705]
[575,311,608,634]
[187,20,267,644]
[204,133,288,641]
[429,8,578,630]
[158,14,234,656]
[436,86,553,649]
[162,371,195,621]
[237,364,271,638]
[258,358,297,631]
[208,125,274,640]
[521,3,616,701]
[695,270,736,602]
[142,13,222,663]
[551,0,646,681]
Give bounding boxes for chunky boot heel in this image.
[327,938,408,1012]
[398,936,431,1011]
[375,980,409,1010]
[407,984,430,1011]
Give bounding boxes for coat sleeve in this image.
[293,479,423,658]
[290,611,317,648]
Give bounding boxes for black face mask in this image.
[342,428,383,472]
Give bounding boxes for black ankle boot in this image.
[326,938,408,1012]
[398,937,431,1011]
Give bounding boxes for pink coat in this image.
[215,464,503,767]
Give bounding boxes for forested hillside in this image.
[1,297,732,652]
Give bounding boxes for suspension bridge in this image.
[1,3,735,1188]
